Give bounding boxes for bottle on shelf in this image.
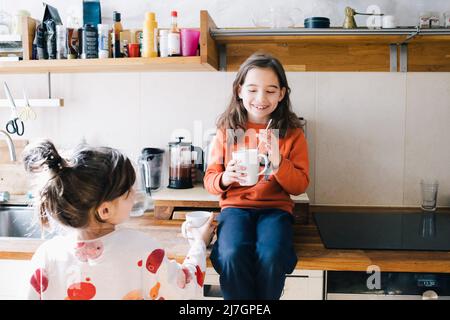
[80,24,98,59]
[122,39,129,57]
[112,11,123,58]
[168,10,181,56]
[56,24,67,59]
[159,29,169,57]
[142,12,158,58]
[97,23,109,58]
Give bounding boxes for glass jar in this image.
[444,12,450,28]
[130,190,153,217]
[11,10,30,35]
[0,10,12,35]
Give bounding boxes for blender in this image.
[132,148,164,217]
[138,147,165,195]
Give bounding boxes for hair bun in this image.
[46,153,64,171]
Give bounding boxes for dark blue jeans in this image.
[210,207,298,300]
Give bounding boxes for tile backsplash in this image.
[1,72,449,207]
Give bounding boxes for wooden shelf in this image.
[209,26,450,72]
[1,12,449,73]
[212,27,450,42]
[0,56,216,74]
[0,12,218,74]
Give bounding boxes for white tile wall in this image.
[315,73,407,205]
[52,72,141,159]
[404,73,450,207]
[288,73,316,203]
[2,70,450,207]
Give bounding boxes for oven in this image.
[326,271,450,300]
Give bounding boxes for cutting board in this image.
[0,164,29,195]
[0,139,29,194]
[0,139,28,164]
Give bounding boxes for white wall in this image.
[0,1,449,207]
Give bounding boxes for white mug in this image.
[181,211,211,245]
[382,15,396,28]
[232,149,269,186]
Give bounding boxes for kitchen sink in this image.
[0,206,54,239]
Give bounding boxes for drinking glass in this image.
[420,179,439,211]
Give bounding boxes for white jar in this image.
[159,29,169,57]
[444,12,450,28]
[12,10,30,35]
[382,15,396,29]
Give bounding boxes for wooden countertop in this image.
[152,185,310,203]
[1,211,450,273]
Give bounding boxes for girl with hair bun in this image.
[23,140,216,300]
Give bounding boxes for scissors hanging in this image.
[3,82,25,136]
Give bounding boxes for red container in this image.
[128,43,140,57]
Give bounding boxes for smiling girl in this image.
[204,53,310,300]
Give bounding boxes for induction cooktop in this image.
[313,210,450,251]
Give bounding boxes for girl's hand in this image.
[220,159,247,188]
[190,212,218,247]
[258,130,281,168]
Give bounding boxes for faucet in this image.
[0,129,16,161]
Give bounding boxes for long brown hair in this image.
[23,140,136,229]
[216,52,302,137]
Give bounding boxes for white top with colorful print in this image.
[27,228,206,300]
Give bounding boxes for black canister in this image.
[304,17,330,28]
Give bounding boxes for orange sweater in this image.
[204,122,309,214]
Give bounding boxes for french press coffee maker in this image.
[168,137,203,189]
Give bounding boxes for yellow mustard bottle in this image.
[142,12,158,58]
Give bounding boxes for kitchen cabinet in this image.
[281,270,324,300]
[203,267,324,300]
[0,259,30,299]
